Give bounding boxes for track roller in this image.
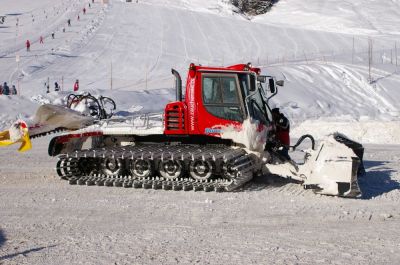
[189,160,213,181]
[159,160,184,180]
[130,159,153,178]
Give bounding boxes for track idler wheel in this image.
[158,160,184,180]
[130,159,153,178]
[189,160,213,181]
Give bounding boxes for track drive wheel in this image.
[158,160,184,179]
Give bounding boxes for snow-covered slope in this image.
[0,0,399,143]
[255,0,400,36]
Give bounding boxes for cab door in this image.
[198,73,246,135]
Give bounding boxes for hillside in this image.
[0,0,399,143]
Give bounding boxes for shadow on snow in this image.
[240,160,399,200]
[0,244,56,261]
[358,160,399,199]
[0,229,5,249]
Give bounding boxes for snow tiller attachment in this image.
[266,133,363,197]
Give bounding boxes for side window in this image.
[203,77,221,104]
[239,74,249,97]
[202,75,243,122]
[221,77,239,104]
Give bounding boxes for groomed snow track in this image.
[56,144,257,192]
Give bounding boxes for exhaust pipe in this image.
[171,68,182,102]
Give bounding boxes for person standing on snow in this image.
[0,84,3,95]
[26,40,31,52]
[73,79,79,91]
[67,18,71,26]
[51,32,55,39]
[45,81,50,93]
[2,82,10,95]
[83,8,86,15]
[11,85,17,95]
[272,108,291,160]
[40,36,44,44]
[54,82,60,91]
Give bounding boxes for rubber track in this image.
[56,144,257,192]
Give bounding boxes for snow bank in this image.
[292,120,400,145]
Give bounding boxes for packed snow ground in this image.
[0,138,399,264]
[1,0,400,263]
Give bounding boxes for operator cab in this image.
[200,67,274,127]
[165,63,281,137]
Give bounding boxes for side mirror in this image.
[276,80,284,87]
[269,78,276,94]
[257,75,267,83]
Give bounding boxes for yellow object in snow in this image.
[0,121,32,152]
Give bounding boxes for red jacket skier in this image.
[26,40,31,51]
[73,80,79,91]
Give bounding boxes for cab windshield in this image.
[238,73,272,125]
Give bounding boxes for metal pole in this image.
[391,49,393,65]
[16,54,20,95]
[368,39,373,83]
[303,50,308,64]
[352,36,355,64]
[110,60,113,90]
[145,66,148,90]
